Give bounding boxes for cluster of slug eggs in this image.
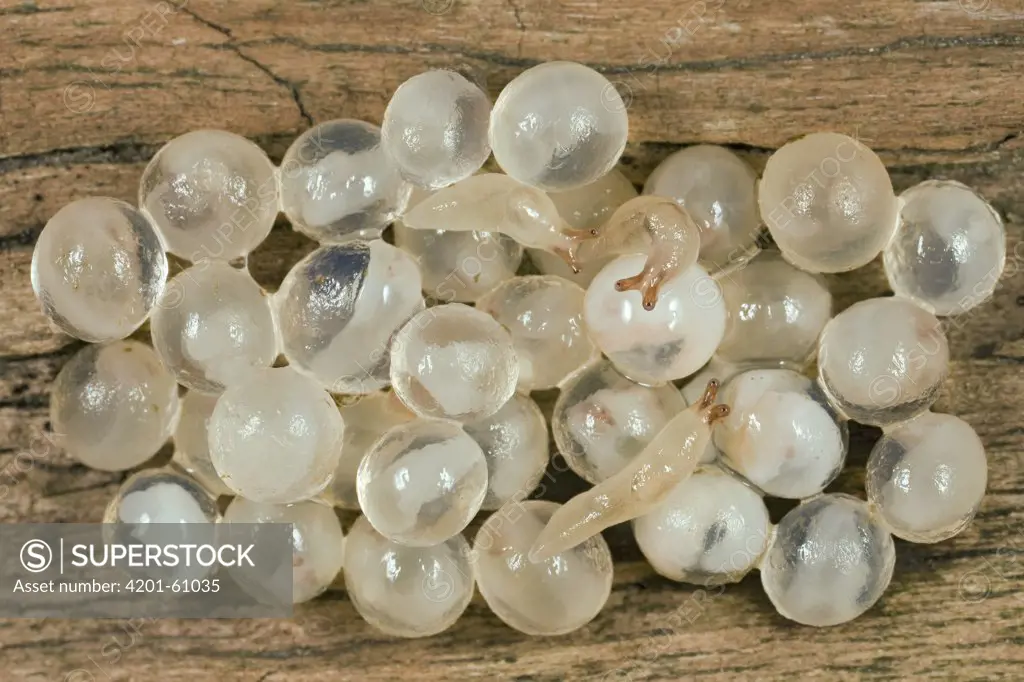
[32,61,1003,634]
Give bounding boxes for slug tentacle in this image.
[400,173,589,262]
[696,377,721,410]
[562,227,598,241]
[576,196,703,310]
[553,248,581,273]
[528,380,730,563]
[614,268,666,311]
[704,403,731,425]
[553,228,594,273]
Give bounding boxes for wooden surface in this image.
[3,0,1024,680]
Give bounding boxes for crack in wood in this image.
[222,31,1024,75]
[42,478,124,498]
[176,6,314,128]
[0,394,48,410]
[506,0,526,31]
[505,0,526,57]
[0,140,162,173]
[0,3,73,16]
[0,347,82,364]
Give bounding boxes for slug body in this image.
[576,196,702,310]
[400,173,591,270]
[528,380,730,562]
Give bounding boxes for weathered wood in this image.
[2,0,1024,680]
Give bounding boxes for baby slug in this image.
[400,173,592,271]
[574,196,703,310]
[528,379,730,562]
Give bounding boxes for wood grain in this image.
[3,0,1024,680]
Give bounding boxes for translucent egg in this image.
[139,129,278,261]
[818,297,949,426]
[390,303,519,421]
[171,391,233,497]
[476,275,598,391]
[761,494,895,627]
[321,391,415,510]
[208,367,345,504]
[633,467,771,585]
[463,393,549,510]
[553,359,687,483]
[528,169,638,286]
[151,261,276,394]
[714,369,847,499]
[393,188,523,303]
[643,145,760,270]
[866,411,987,543]
[489,61,628,191]
[223,497,345,603]
[103,468,219,581]
[759,132,899,273]
[344,515,474,637]
[884,180,1006,316]
[381,70,492,189]
[51,341,179,472]
[474,500,613,635]
[276,240,425,394]
[716,250,832,366]
[31,197,167,343]
[584,258,726,385]
[104,468,220,525]
[280,119,412,243]
[357,418,487,545]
